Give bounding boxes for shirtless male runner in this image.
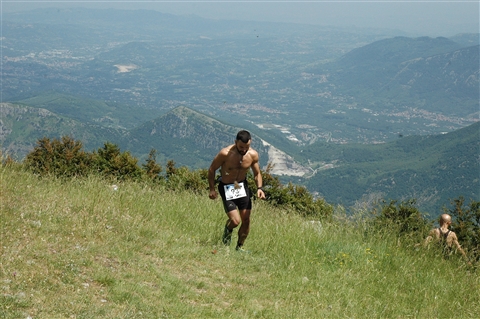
[208,130,266,251]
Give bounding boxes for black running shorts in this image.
[217,179,252,213]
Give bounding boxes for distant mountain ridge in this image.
[15,91,162,130]
[0,103,270,168]
[303,122,480,214]
[3,7,356,42]
[339,36,463,65]
[390,45,479,108]
[0,103,122,158]
[125,106,264,167]
[328,37,479,117]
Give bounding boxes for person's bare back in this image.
[429,227,457,248]
[424,214,468,261]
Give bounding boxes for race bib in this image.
[224,182,247,200]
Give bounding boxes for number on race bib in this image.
[224,182,247,200]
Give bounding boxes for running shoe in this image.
[235,246,250,253]
[222,226,232,246]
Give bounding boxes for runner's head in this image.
[235,130,251,156]
[440,214,452,227]
[236,130,251,143]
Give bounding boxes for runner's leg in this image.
[236,209,251,248]
[223,209,241,245]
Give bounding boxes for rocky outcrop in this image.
[261,139,311,177]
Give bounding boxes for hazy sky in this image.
[2,0,479,37]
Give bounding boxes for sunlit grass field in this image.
[1,166,478,318]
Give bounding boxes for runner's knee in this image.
[239,214,250,226]
[228,215,241,227]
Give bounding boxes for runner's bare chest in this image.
[221,150,252,184]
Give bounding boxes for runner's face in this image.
[235,140,251,156]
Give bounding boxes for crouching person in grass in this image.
[208,130,266,252]
[422,213,471,264]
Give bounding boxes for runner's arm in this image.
[422,229,436,247]
[251,160,265,199]
[208,152,224,192]
[452,233,468,259]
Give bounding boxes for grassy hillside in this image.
[1,165,478,318]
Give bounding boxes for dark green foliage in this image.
[142,149,163,182]
[248,163,334,219]
[166,165,209,194]
[247,163,283,197]
[447,197,480,262]
[24,136,92,178]
[165,160,177,179]
[370,199,431,244]
[280,183,333,219]
[92,142,143,181]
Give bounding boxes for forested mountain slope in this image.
[302,122,479,214]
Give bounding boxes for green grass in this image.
[1,166,478,318]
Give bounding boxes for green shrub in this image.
[92,142,143,181]
[369,199,431,244]
[165,159,177,179]
[249,163,334,219]
[166,165,209,194]
[23,136,92,177]
[446,197,480,262]
[142,149,163,182]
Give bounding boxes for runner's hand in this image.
[209,190,218,200]
[257,189,266,200]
